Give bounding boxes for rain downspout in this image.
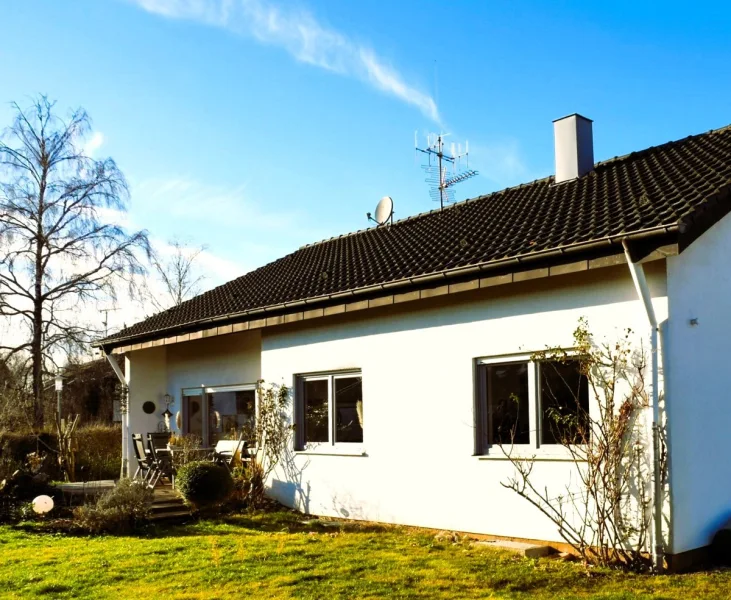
[622,240,664,572]
[104,349,129,479]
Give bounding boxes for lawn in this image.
[0,512,730,599]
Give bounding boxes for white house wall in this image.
[262,264,668,543]
[666,212,731,555]
[125,346,167,469]
[124,331,261,469]
[166,332,262,400]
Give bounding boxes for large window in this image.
[182,384,256,447]
[475,356,589,454]
[296,371,363,449]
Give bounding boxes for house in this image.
[96,115,731,568]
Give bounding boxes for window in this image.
[296,372,363,449]
[539,360,590,445]
[182,384,256,447]
[475,357,589,454]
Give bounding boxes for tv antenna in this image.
[367,196,394,226]
[100,307,120,336]
[415,132,478,209]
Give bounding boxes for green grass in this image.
[0,512,729,599]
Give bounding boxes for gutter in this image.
[104,350,130,479]
[96,224,677,350]
[622,240,664,572]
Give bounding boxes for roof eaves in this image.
[95,223,678,350]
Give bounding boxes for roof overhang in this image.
[97,225,680,355]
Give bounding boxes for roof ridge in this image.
[299,122,731,249]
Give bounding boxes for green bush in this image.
[177,461,233,508]
[75,424,122,480]
[73,478,152,534]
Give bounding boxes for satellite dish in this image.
[374,196,394,226]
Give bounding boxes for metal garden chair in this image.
[146,432,174,488]
[211,429,248,472]
[131,433,153,483]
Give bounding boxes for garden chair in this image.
[146,432,174,488]
[131,433,153,483]
[211,430,248,472]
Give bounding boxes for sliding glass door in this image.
[182,384,256,447]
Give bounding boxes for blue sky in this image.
[2,0,730,303]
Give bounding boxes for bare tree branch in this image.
[0,95,150,427]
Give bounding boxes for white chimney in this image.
[553,114,594,183]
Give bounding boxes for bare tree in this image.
[146,239,206,312]
[0,96,149,427]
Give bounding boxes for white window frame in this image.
[181,382,257,448]
[295,370,365,456]
[475,353,591,459]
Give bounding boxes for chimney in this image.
[553,114,594,183]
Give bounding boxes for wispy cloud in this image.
[469,139,544,189]
[126,0,440,122]
[133,176,302,232]
[83,131,105,157]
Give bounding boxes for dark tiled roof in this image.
[103,124,731,346]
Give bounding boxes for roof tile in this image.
[104,124,731,345]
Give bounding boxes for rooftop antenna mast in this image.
[100,308,120,337]
[415,132,478,209]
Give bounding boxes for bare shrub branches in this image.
[500,319,660,570]
[240,381,293,508]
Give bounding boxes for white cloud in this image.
[126,0,440,122]
[468,139,543,189]
[83,131,105,157]
[132,176,302,232]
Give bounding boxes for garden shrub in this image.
[0,431,61,480]
[75,424,122,480]
[177,461,233,508]
[0,425,121,482]
[73,478,152,534]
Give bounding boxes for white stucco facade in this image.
[122,258,713,548]
[666,212,731,555]
[259,264,667,543]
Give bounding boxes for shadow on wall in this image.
[270,449,311,514]
[330,491,371,522]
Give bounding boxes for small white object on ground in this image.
[32,495,54,514]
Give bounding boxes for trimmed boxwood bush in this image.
[176,461,233,508]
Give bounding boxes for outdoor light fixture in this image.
[55,374,63,420]
[162,394,174,431]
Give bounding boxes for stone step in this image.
[150,501,187,512]
[149,509,191,521]
[471,540,554,559]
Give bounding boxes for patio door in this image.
[182,385,256,448]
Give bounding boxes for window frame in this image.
[294,369,365,455]
[181,382,257,447]
[475,353,590,458]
